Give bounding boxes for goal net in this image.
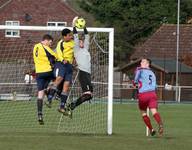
[0,25,114,135]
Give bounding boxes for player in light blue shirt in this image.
[134,65,156,93]
[133,58,163,136]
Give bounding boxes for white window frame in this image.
[5,21,20,37]
[47,22,67,27]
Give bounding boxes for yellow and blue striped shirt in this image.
[33,43,58,73]
[56,40,74,64]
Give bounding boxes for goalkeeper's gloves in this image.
[73,27,77,34]
[84,27,88,34]
[72,16,79,27]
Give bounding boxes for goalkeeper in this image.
[68,17,93,111]
[33,34,57,125]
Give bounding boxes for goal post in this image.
[0,25,114,135]
[108,28,114,135]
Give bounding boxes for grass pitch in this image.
[0,103,191,150]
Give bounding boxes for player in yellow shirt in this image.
[46,28,74,115]
[33,34,57,125]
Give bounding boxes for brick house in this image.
[0,0,78,57]
[0,0,77,58]
[130,24,192,85]
[131,24,192,66]
[0,0,78,94]
[0,0,78,27]
[0,0,78,59]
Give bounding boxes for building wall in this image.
[0,0,78,41]
[0,0,78,63]
[0,0,77,26]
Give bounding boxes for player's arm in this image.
[84,27,90,50]
[72,58,78,70]
[33,44,39,64]
[73,27,80,51]
[133,69,141,88]
[72,16,80,51]
[46,47,58,60]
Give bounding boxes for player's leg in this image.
[46,62,64,106]
[37,90,44,125]
[44,81,54,108]
[58,63,73,115]
[58,81,74,118]
[55,80,64,99]
[46,76,63,105]
[148,92,164,136]
[70,92,92,110]
[140,110,156,136]
[150,108,163,136]
[70,70,93,110]
[36,72,53,124]
[58,81,70,111]
[138,93,156,136]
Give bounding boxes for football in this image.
[75,17,86,29]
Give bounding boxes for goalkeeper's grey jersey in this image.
[74,34,91,74]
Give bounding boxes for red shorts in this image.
[137,91,158,111]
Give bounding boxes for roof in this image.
[118,58,165,72]
[0,0,11,9]
[131,24,192,60]
[118,58,192,73]
[151,59,192,73]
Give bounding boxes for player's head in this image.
[79,34,85,48]
[42,34,53,47]
[61,28,73,42]
[140,58,151,68]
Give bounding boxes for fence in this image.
[1,82,192,103]
[113,83,192,103]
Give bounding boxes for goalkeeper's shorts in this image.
[79,70,93,93]
[36,71,54,91]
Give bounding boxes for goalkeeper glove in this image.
[84,27,88,34]
[72,16,79,27]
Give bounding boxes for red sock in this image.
[153,112,163,125]
[142,115,153,131]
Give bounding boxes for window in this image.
[47,22,67,27]
[5,21,20,37]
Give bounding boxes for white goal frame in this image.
[0,25,114,135]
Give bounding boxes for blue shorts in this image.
[54,62,73,82]
[36,71,54,91]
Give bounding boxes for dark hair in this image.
[61,28,71,36]
[140,57,152,66]
[42,34,53,41]
[146,58,152,66]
